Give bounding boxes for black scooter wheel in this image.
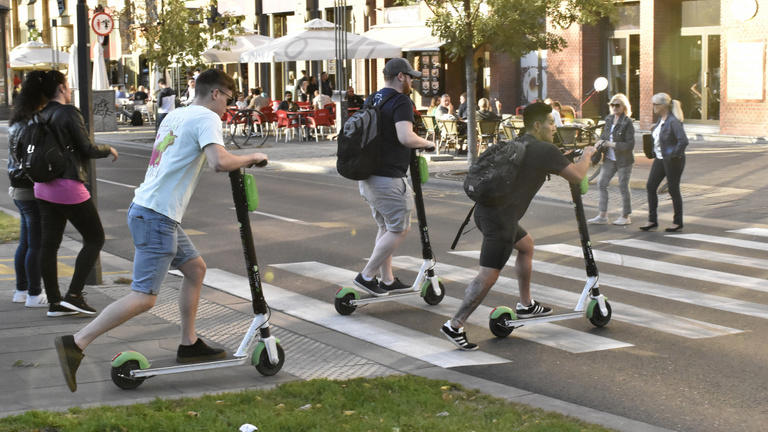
[334,293,357,315]
[255,343,285,376]
[489,314,514,338]
[422,280,446,305]
[111,360,146,390]
[589,300,612,327]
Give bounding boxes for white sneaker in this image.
[587,215,608,225]
[12,290,27,303]
[25,293,49,308]
[613,216,631,226]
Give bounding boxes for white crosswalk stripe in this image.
[537,243,768,293]
[602,238,768,270]
[271,261,632,353]
[727,228,768,238]
[401,255,742,339]
[667,233,768,252]
[174,268,508,368]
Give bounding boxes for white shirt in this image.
[552,109,563,127]
[313,94,332,110]
[133,105,224,222]
[606,121,617,161]
[652,118,665,159]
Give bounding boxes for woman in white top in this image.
[640,92,688,232]
[588,93,635,226]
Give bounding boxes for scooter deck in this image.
[130,355,250,378]
[349,287,422,306]
[503,311,585,328]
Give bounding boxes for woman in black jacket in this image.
[7,71,47,308]
[34,71,118,316]
[588,93,635,226]
[640,92,688,232]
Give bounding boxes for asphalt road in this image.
[4,132,768,432]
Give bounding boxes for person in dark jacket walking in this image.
[588,93,636,226]
[7,71,47,308]
[640,92,688,232]
[34,71,119,317]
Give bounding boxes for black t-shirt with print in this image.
[366,88,415,178]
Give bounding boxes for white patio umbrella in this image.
[202,33,273,64]
[240,18,402,63]
[10,41,69,70]
[67,43,78,90]
[92,40,110,90]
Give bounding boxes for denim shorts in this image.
[358,175,414,232]
[127,203,200,295]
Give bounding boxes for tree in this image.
[127,0,244,72]
[422,0,614,165]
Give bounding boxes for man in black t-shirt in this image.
[440,102,596,351]
[353,58,435,297]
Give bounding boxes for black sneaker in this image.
[515,300,553,319]
[440,320,478,351]
[54,335,84,392]
[47,303,79,317]
[353,273,388,297]
[379,277,412,293]
[176,337,227,363]
[60,292,97,315]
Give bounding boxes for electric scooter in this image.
[488,149,612,337]
[109,162,285,389]
[334,149,445,315]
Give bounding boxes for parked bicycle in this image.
[223,108,271,148]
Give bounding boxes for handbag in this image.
[642,133,655,159]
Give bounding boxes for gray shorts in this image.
[359,175,414,232]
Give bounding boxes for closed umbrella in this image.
[10,41,69,70]
[240,18,402,62]
[67,43,78,90]
[202,33,273,63]
[92,41,110,90]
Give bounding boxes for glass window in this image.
[681,0,720,27]
[613,1,640,30]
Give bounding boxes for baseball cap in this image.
[383,58,422,79]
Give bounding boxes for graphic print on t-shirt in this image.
[148,131,176,170]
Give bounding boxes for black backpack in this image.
[7,125,34,188]
[17,109,71,183]
[130,110,144,126]
[336,91,398,180]
[463,135,530,206]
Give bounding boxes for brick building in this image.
[547,0,768,137]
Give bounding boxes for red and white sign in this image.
[91,12,114,36]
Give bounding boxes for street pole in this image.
[77,0,103,285]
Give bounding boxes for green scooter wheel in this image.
[334,291,358,315]
[110,360,146,390]
[253,342,285,376]
[587,299,612,327]
[421,279,445,305]
[489,313,514,338]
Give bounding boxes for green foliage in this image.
[0,211,20,243]
[424,0,615,60]
[127,0,244,71]
[0,376,615,431]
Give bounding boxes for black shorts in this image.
[474,204,528,270]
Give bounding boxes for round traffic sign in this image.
[91,12,114,36]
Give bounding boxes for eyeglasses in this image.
[609,103,621,108]
[215,88,235,105]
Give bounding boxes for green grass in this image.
[0,376,614,432]
[0,211,20,243]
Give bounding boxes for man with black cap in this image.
[440,102,596,351]
[352,58,436,297]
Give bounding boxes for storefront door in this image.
[679,32,720,121]
[607,33,640,120]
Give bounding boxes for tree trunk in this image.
[464,44,477,166]
[463,0,477,166]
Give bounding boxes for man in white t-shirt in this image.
[312,89,332,110]
[54,69,269,392]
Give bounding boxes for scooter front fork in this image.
[575,275,604,313]
[234,314,279,366]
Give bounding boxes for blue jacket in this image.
[651,113,688,159]
[598,113,635,168]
